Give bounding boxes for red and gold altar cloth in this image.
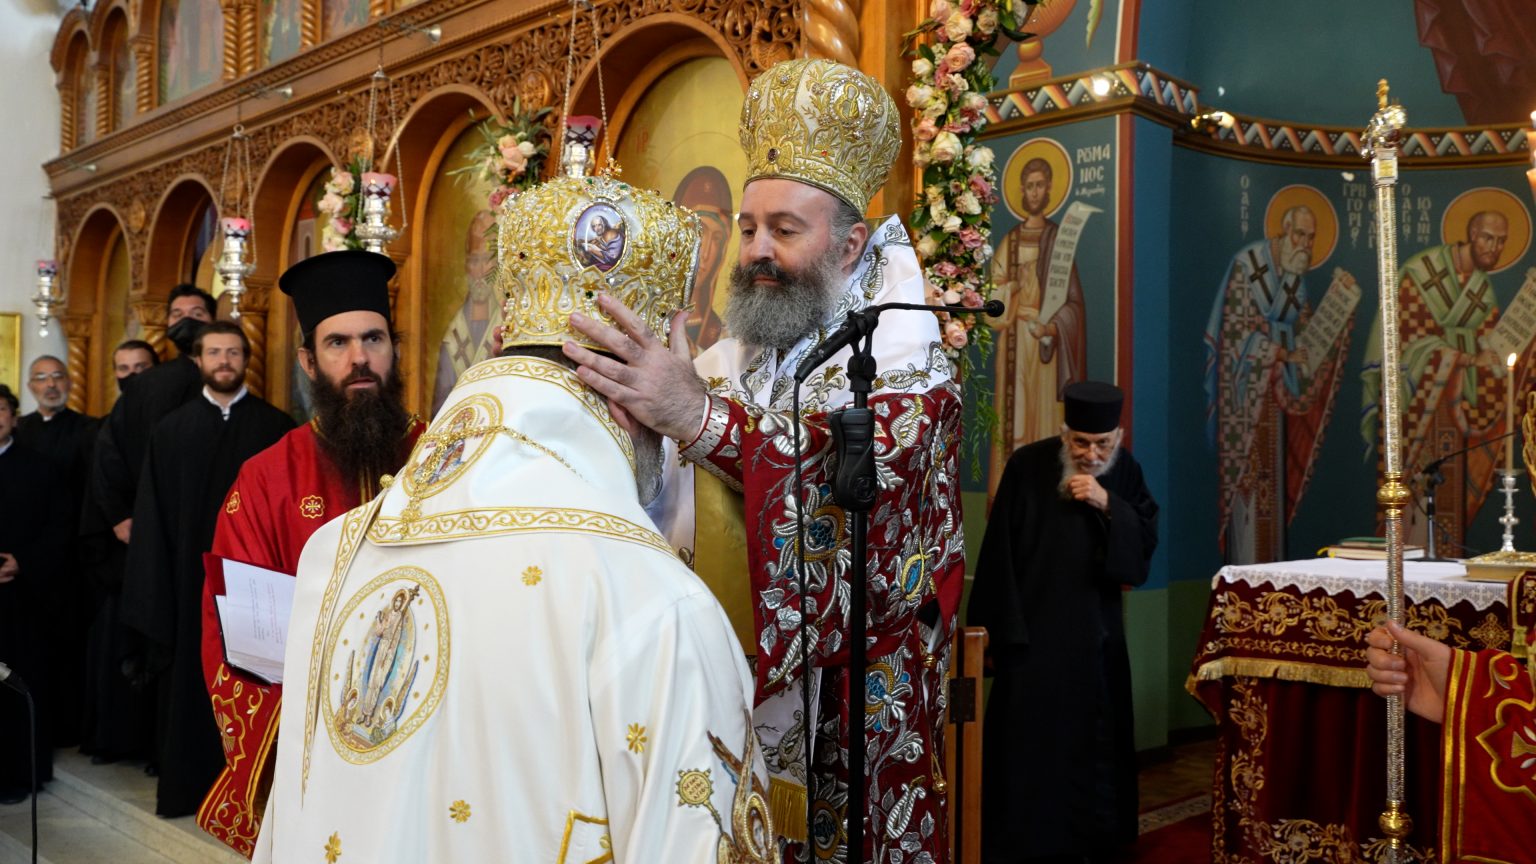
[1189,559,1512,863]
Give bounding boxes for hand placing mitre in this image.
[564,294,709,442]
[1364,619,1452,724]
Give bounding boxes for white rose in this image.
[916,233,939,258]
[977,6,999,34]
[925,184,946,206]
[944,11,974,41]
[931,131,963,163]
[319,191,344,215]
[943,289,962,305]
[962,91,989,112]
[912,57,934,79]
[955,191,981,215]
[328,169,355,196]
[929,200,949,224]
[966,146,995,169]
[906,83,935,108]
[518,140,537,157]
[922,92,949,119]
[942,214,963,234]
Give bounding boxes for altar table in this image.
[1188,558,1512,862]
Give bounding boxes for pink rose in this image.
[488,186,513,208]
[930,0,952,20]
[944,320,969,349]
[969,173,994,199]
[945,42,976,72]
[962,289,983,307]
[503,146,529,176]
[943,289,962,305]
[959,0,979,16]
[934,261,960,278]
[331,217,352,236]
[958,226,984,249]
[915,117,939,142]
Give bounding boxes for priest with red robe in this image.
[197,250,423,856]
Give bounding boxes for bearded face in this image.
[1058,427,1121,492]
[1277,211,1316,276]
[308,359,412,486]
[723,242,846,353]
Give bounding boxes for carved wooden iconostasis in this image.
[47,0,904,420]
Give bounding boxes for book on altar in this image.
[211,556,295,685]
[1319,537,1426,560]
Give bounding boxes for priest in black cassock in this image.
[91,285,215,548]
[79,341,160,764]
[0,384,67,804]
[16,355,100,747]
[969,381,1159,864]
[122,321,293,817]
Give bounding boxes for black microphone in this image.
[0,661,28,695]
[793,299,1005,382]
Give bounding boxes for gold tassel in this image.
[1187,657,1371,691]
[769,777,808,843]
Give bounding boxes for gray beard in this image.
[1278,237,1309,276]
[1057,441,1119,496]
[723,251,846,353]
[632,425,663,506]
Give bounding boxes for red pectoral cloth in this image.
[679,386,965,863]
[1441,647,1536,863]
[195,420,422,857]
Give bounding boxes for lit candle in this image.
[1509,352,1519,473]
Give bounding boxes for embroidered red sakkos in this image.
[680,384,965,863]
[1441,647,1536,864]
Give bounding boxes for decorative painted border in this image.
[981,61,1533,169]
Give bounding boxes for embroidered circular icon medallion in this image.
[401,394,503,500]
[320,566,450,763]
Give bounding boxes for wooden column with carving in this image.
[133,298,169,361]
[58,80,76,151]
[807,0,862,68]
[220,0,241,83]
[93,58,112,139]
[130,34,154,115]
[238,278,271,398]
[238,0,259,77]
[64,315,92,414]
[299,0,321,50]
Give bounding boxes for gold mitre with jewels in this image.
[739,58,901,213]
[497,118,701,350]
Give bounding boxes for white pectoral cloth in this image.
[254,356,775,863]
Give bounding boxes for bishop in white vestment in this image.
[255,353,773,863]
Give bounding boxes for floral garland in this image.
[316,156,367,252]
[907,0,1025,475]
[449,99,553,209]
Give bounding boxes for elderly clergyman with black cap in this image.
[195,249,423,856]
[969,380,1159,864]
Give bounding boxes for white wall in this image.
[0,0,65,413]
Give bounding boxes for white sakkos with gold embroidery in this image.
[255,356,773,863]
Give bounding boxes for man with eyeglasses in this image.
[968,380,1160,864]
[16,355,101,748]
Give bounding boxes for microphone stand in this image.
[1418,429,1514,562]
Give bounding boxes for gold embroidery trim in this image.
[368,506,675,558]
[457,355,635,471]
[302,493,386,798]
[1186,656,1371,693]
[449,800,471,823]
[557,811,614,864]
[320,567,451,766]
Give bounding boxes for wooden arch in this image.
[63,205,130,414]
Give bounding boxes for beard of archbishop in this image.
[310,362,413,487]
[1278,235,1310,276]
[723,246,846,353]
[1058,439,1119,497]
